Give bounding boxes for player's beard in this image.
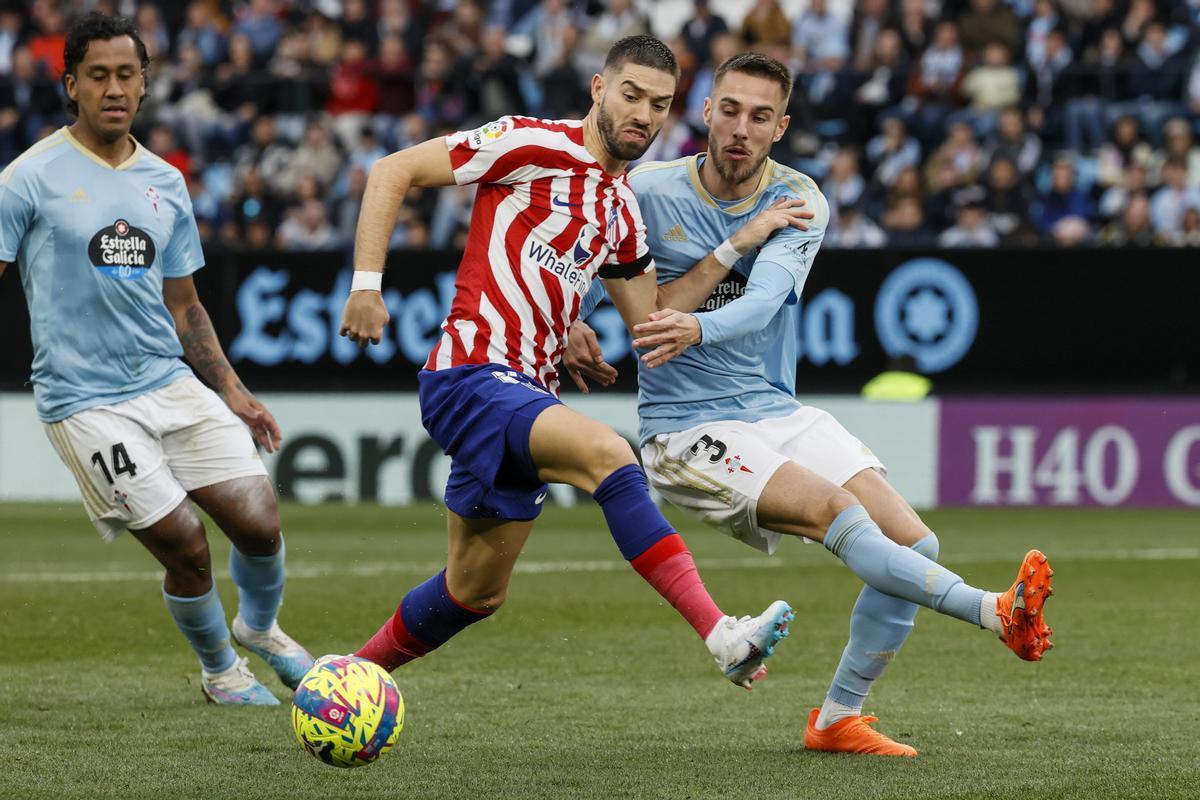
[597,100,656,162]
[708,136,770,187]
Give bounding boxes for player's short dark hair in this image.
[604,35,680,81]
[712,53,794,102]
[62,12,151,117]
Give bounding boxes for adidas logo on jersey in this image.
[70,188,89,203]
[662,223,688,242]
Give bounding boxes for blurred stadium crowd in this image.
[3,0,1200,250]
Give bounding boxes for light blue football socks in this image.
[821,532,941,724]
[824,506,984,626]
[163,585,238,674]
[228,536,286,632]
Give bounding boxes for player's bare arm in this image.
[340,137,456,347]
[163,275,282,452]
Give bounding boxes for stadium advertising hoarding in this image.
[0,393,936,508]
[938,399,1200,507]
[5,248,1194,394]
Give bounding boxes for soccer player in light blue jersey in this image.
[0,14,312,704]
[568,53,1055,756]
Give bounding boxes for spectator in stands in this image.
[27,1,65,78]
[1149,118,1200,188]
[373,33,415,139]
[1024,27,1073,143]
[577,0,648,78]
[440,0,485,62]
[1128,20,1188,142]
[983,155,1037,244]
[881,196,933,245]
[823,147,867,229]
[304,7,343,67]
[148,124,192,186]
[273,121,341,196]
[277,198,340,251]
[739,0,790,50]
[1063,27,1130,154]
[897,0,932,61]
[1036,156,1095,245]
[1179,207,1200,246]
[793,0,848,73]
[908,20,964,144]
[828,203,887,248]
[1097,192,1163,246]
[1150,159,1200,237]
[464,25,526,123]
[939,191,1000,247]
[1024,0,1060,70]
[227,166,282,236]
[685,33,738,133]
[1098,163,1149,221]
[0,7,22,75]
[682,0,728,69]
[959,42,1021,135]
[852,27,910,140]
[849,0,889,74]
[177,1,226,67]
[340,0,376,47]
[136,3,170,61]
[1096,114,1153,187]
[987,106,1042,177]
[414,37,468,127]
[336,165,369,247]
[1188,50,1200,117]
[867,114,922,192]
[958,0,1021,58]
[925,120,985,195]
[234,114,293,190]
[234,0,284,65]
[0,45,60,161]
[327,38,379,149]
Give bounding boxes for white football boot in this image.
[232,615,316,690]
[705,600,795,690]
[200,656,280,705]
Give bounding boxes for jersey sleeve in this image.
[695,261,797,345]
[597,196,654,280]
[0,167,36,262]
[162,180,205,278]
[753,188,829,299]
[446,116,538,186]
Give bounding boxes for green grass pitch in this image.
[1,502,1197,799]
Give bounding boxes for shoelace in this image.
[211,657,257,690]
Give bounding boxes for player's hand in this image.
[563,320,618,393]
[632,309,702,368]
[729,197,815,255]
[220,383,283,453]
[340,290,390,348]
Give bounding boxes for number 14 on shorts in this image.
[90,442,139,484]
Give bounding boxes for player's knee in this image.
[818,489,861,529]
[589,435,638,488]
[231,515,282,556]
[911,531,940,562]
[169,535,213,580]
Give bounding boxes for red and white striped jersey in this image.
[424,116,654,395]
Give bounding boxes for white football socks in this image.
[978,591,1001,633]
[815,697,862,730]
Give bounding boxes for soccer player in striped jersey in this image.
[339,36,815,691]
[0,14,312,704]
[567,53,1055,755]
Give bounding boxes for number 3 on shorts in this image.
[89,442,139,485]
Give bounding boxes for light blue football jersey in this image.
[627,154,829,445]
[0,128,204,422]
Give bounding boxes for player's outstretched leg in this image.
[759,463,1055,660]
[356,513,532,670]
[531,405,792,690]
[191,477,314,690]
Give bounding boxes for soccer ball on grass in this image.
[291,656,404,768]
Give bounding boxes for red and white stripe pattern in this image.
[425,116,652,395]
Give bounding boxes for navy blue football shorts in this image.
[418,363,562,521]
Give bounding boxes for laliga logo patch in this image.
[88,219,157,280]
[469,118,511,148]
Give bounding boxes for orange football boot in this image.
[995,549,1055,661]
[803,708,918,757]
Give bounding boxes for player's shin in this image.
[228,534,286,631]
[162,585,238,674]
[819,532,940,729]
[593,464,725,639]
[356,569,491,671]
[824,507,985,627]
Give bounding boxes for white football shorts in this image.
[640,406,885,555]
[43,376,268,541]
